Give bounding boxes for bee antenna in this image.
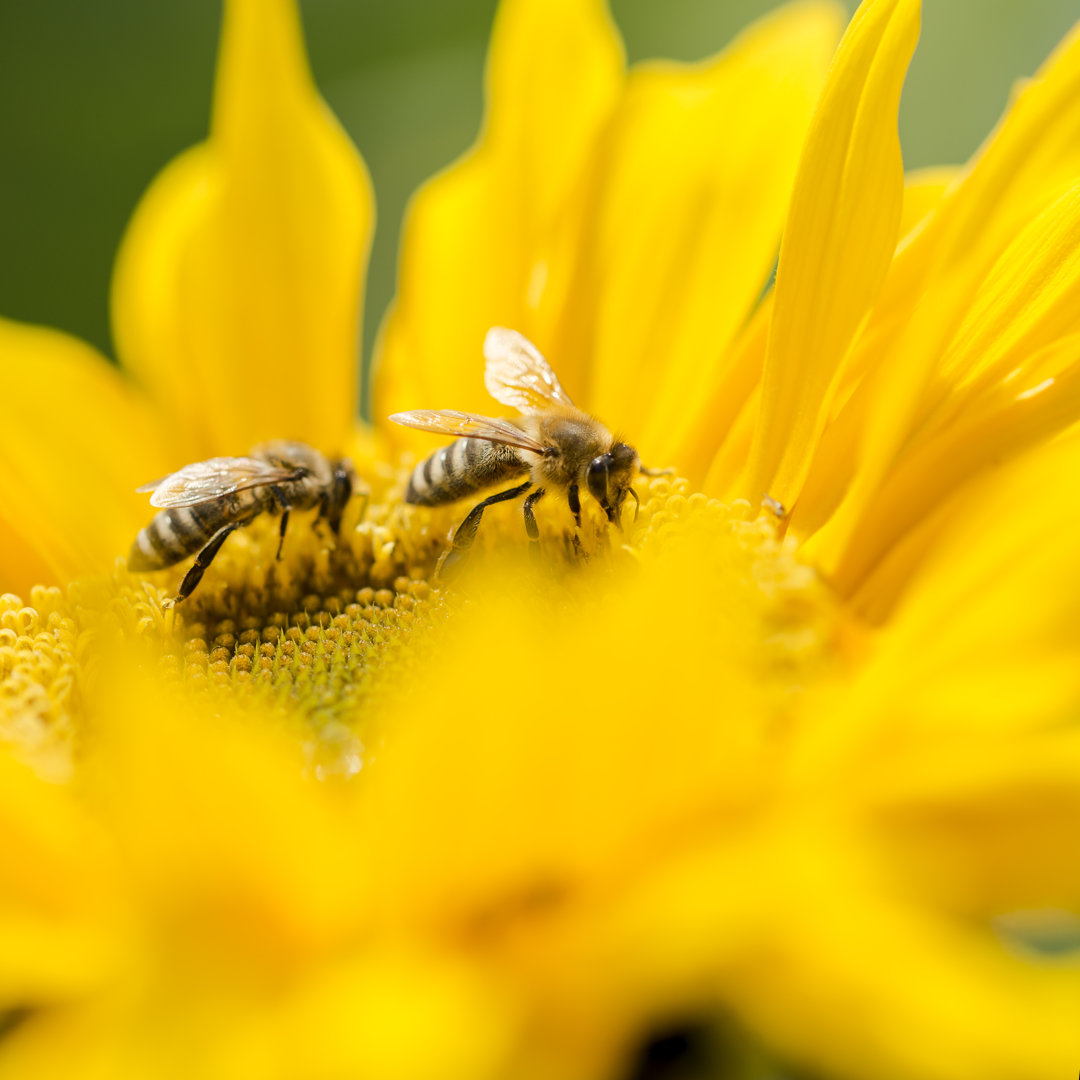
[628,486,640,522]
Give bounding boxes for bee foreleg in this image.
[437,480,533,580]
[173,522,241,604]
[523,488,546,556]
[567,483,582,529]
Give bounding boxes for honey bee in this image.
[391,327,665,573]
[129,440,358,604]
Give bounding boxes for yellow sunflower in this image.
[2,0,1080,1077]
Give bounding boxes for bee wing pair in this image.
[137,457,299,509]
[389,327,573,451]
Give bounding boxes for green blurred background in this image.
[0,0,1076,405]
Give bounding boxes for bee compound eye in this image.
[587,454,612,504]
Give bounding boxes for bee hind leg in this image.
[172,523,241,605]
[437,480,532,581]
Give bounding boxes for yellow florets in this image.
[1,468,847,783]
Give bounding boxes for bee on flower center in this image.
[391,327,666,575]
[129,440,358,604]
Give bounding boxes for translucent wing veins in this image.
[483,327,575,412]
[388,410,545,454]
[137,457,300,508]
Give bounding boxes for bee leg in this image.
[173,523,241,604]
[269,485,291,560]
[567,483,582,529]
[523,488,546,559]
[275,510,291,560]
[326,462,359,534]
[566,483,587,560]
[437,480,532,580]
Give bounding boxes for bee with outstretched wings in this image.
[391,327,665,575]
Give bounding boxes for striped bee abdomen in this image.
[129,500,243,571]
[406,438,527,507]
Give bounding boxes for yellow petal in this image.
[374,0,624,442]
[548,2,842,464]
[272,952,518,1080]
[373,153,521,429]
[362,545,770,933]
[917,15,1080,288]
[838,431,1080,734]
[836,337,1080,602]
[740,869,1080,1080]
[109,146,216,460]
[817,182,1080,589]
[690,295,772,490]
[0,320,169,594]
[743,0,921,509]
[933,181,1080,407]
[609,824,1079,1080]
[898,165,958,240]
[0,749,117,1008]
[866,731,1080,912]
[709,164,953,507]
[89,668,369,960]
[702,384,762,500]
[808,16,1080,565]
[112,0,373,456]
[782,166,958,536]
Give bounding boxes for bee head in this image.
[586,442,640,527]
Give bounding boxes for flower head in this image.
[3,0,1080,1077]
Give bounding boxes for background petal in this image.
[743,0,920,510]
[112,0,373,457]
[0,319,169,594]
[814,182,1080,592]
[373,0,625,445]
[548,1,842,467]
[807,15,1080,566]
[836,432,1080,730]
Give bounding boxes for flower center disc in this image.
[0,475,850,781]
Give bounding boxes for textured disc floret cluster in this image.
[0,469,845,782]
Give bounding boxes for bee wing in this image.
[483,327,576,412]
[137,457,299,508]
[388,410,546,454]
